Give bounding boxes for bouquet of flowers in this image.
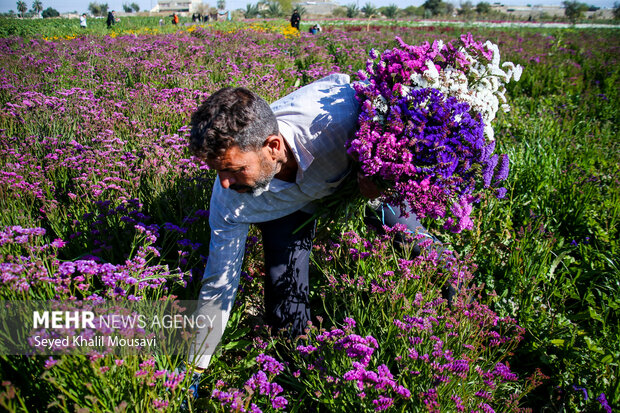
[347,34,522,233]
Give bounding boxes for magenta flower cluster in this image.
[211,353,288,412]
[348,36,513,233]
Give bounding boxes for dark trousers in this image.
[257,210,315,337]
[257,204,439,337]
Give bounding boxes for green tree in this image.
[345,3,359,17]
[422,0,444,16]
[245,2,259,17]
[381,4,399,18]
[476,1,490,13]
[130,2,140,12]
[613,1,620,19]
[402,5,423,16]
[361,2,376,17]
[265,1,282,17]
[88,2,101,15]
[122,3,132,12]
[217,0,225,10]
[41,6,58,17]
[32,0,43,16]
[458,0,474,16]
[563,0,588,23]
[16,0,27,17]
[273,0,293,13]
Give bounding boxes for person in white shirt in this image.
[80,13,87,28]
[185,74,433,390]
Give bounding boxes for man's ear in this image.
[263,134,283,158]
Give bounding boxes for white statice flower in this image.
[484,125,495,141]
[373,95,389,115]
[434,39,445,53]
[484,41,501,68]
[410,73,430,89]
[512,64,523,81]
[423,59,440,82]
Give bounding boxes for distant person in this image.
[309,24,317,34]
[80,13,87,28]
[159,17,165,26]
[172,13,179,25]
[290,9,300,30]
[106,10,115,28]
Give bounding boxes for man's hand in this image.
[357,172,382,199]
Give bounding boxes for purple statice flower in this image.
[163,370,185,390]
[372,395,394,411]
[597,393,612,413]
[494,362,517,382]
[256,353,285,375]
[44,357,58,369]
[572,385,588,400]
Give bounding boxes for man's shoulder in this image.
[271,74,353,109]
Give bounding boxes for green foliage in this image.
[245,3,260,18]
[0,21,618,412]
[361,2,377,18]
[563,0,589,23]
[345,3,359,18]
[16,1,27,17]
[476,1,491,14]
[422,0,444,16]
[380,4,399,19]
[459,1,475,17]
[265,2,283,18]
[31,0,43,15]
[88,2,109,17]
[41,7,59,18]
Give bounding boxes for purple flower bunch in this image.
[295,317,411,411]
[0,224,183,300]
[211,353,288,412]
[348,35,520,233]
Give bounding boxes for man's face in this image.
[207,145,277,196]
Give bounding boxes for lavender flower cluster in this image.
[296,317,412,411]
[0,225,183,300]
[348,35,521,233]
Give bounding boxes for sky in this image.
[0,0,616,14]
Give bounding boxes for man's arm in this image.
[190,187,250,369]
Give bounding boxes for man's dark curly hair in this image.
[189,87,279,160]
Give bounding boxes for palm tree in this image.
[361,2,376,18]
[32,0,43,17]
[265,1,282,17]
[245,3,259,18]
[345,3,359,17]
[382,4,398,18]
[16,0,28,17]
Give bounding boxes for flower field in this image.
[0,19,618,412]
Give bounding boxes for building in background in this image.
[151,0,204,14]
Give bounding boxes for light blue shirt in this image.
[201,73,359,308]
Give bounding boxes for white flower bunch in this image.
[406,41,523,141]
